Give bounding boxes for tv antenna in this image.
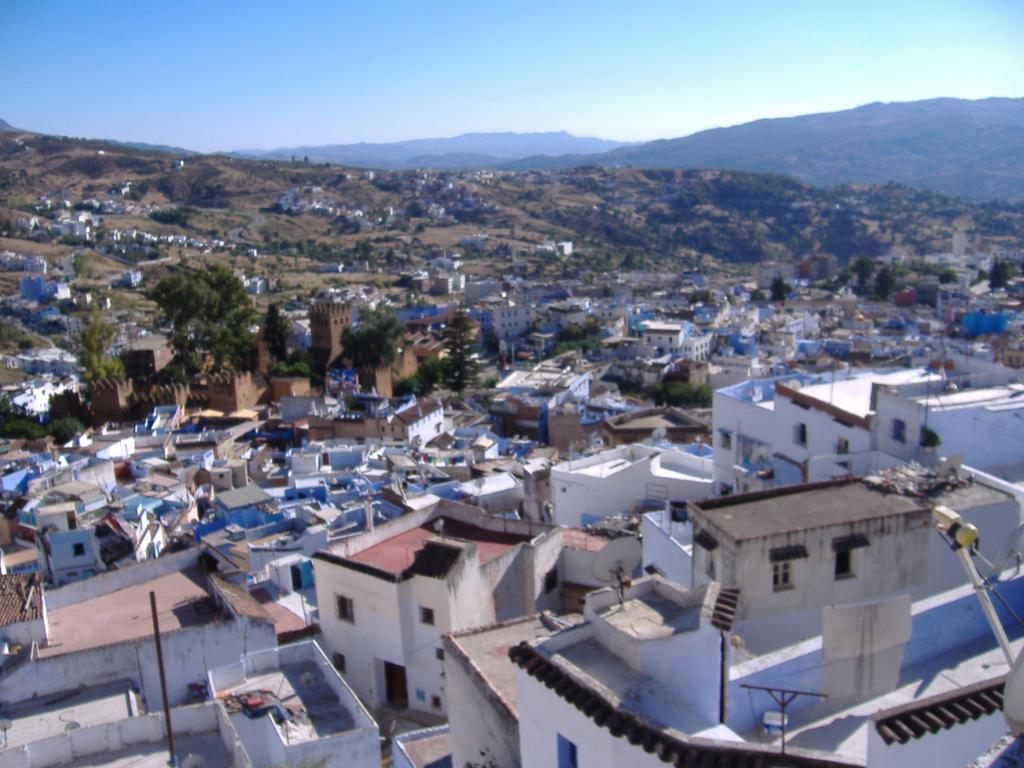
[739,683,827,754]
[591,537,642,607]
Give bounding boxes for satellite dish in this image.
[591,537,642,605]
[651,427,668,443]
[990,523,1024,576]
[1004,651,1024,734]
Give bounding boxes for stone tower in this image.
[310,300,352,372]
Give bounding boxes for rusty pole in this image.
[149,590,177,766]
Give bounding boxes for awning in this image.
[694,529,719,551]
[832,533,870,552]
[769,544,808,562]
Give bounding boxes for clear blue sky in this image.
[1,0,1022,152]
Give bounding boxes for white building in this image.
[207,640,380,768]
[640,321,712,361]
[713,360,1024,493]
[510,577,740,768]
[312,500,562,716]
[551,444,713,527]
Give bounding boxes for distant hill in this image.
[232,131,636,168]
[0,119,19,132]
[2,132,1023,270]
[503,98,1024,202]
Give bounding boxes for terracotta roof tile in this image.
[0,573,42,627]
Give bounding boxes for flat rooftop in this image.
[38,566,215,658]
[695,481,925,541]
[448,616,555,718]
[399,729,453,768]
[347,518,532,575]
[63,732,231,768]
[795,369,938,418]
[913,381,1024,413]
[552,632,712,734]
[599,594,702,641]
[1,680,135,749]
[782,635,1024,763]
[223,659,355,743]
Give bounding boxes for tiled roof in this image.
[509,641,854,768]
[873,675,1006,746]
[0,573,42,627]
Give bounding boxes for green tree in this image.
[874,266,896,300]
[354,239,374,264]
[149,265,257,375]
[770,274,789,302]
[340,305,404,384]
[650,380,712,408]
[853,255,874,295]
[938,269,958,285]
[263,303,290,362]
[442,306,479,393]
[0,418,47,440]
[990,259,1015,289]
[417,356,446,394]
[79,312,125,383]
[49,417,84,444]
[73,252,94,279]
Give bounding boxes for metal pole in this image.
[956,547,1015,665]
[149,590,177,766]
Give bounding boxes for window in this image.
[420,606,435,626]
[719,430,732,450]
[835,549,853,579]
[72,542,86,557]
[430,695,442,710]
[336,595,354,623]
[772,561,793,591]
[705,553,716,580]
[891,419,906,443]
[836,437,849,455]
[435,648,445,661]
[793,423,807,447]
[557,734,579,768]
[544,567,559,594]
[332,653,346,674]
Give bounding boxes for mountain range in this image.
[504,97,1024,202]
[230,131,636,169]
[3,96,1023,201]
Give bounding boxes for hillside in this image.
[232,131,636,168]
[505,98,1024,203]
[2,132,1023,285]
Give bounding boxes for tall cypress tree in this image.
[264,303,290,362]
[443,305,479,393]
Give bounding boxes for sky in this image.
[1,0,1022,152]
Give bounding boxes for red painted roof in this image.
[349,518,531,575]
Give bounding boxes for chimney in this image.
[363,497,374,532]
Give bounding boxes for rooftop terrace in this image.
[693,479,926,541]
[38,566,214,658]
[346,518,532,575]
